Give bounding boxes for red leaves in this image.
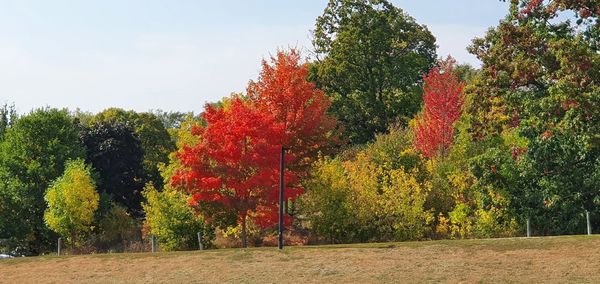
[248,49,338,172]
[521,0,543,15]
[174,99,301,228]
[541,130,554,140]
[511,146,527,160]
[173,49,336,230]
[413,57,464,159]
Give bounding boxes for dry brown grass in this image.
[2,235,600,283]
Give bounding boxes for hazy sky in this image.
[0,0,509,114]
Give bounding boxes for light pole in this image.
[278,146,287,250]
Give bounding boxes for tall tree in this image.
[247,49,339,172]
[310,0,437,144]
[0,108,85,254]
[80,121,145,216]
[413,58,465,159]
[172,99,302,247]
[467,0,600,234]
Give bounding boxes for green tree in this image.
[91,108,176,188]
[80,121,145,215]
[0,108,85,254]
[142,184,213,251]
[149,109,194,130]
[467,0,600,234]
[299,157,353,243]
[0,103,18,141]
[310,0,437,144]
[44,159,99,247]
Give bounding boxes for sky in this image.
[0,0,509,114]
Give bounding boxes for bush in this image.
[92,196,142,252]
[142,184,213,251]
[300,128,432,243]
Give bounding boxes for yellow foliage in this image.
[435,214,450,237]
[44,159,99,246]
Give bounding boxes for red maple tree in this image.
[172,99,303,247]
[247,49,338,173]
[413,57,464,159]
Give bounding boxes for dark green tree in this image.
[310,0,437,144]
[80,121,145,216]
[90,108,176,188]
[0,108,84,254]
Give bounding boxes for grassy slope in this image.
[2,235,600,283]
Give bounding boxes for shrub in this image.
[142,184,213,251]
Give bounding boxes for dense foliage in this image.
[80,121,146,216]
[90,109,176,188]
[0,109,85,254]
[142,184,213,251]
[2,0,599,254]
[248,49,339,172]
[299,128,431,243]
[413,57,464,159]
[467,0,600,235]
[310,0,437,144]
[44,159,99,247]
[173,99,302,248]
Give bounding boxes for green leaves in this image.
[465,0,600,234]
[311,0,436,144]
[142,184,212,251]
[0,108,84,254]
[300,128,431,243]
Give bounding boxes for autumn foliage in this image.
[173,50,337,247]
[413,58,464,158]
[248,49,338,171]
[173,99,303,245]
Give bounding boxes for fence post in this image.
[526,217,531,238]
[197,231,204,251]
[57,238,62,256]
[587,211,592,235]
[151,235,156,253]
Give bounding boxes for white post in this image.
[526,218,531,238]
[197,231,204,251]
[587,211,592,235]
[57,238,62,256]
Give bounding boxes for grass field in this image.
[2,235,600,283]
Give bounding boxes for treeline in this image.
[0,106,194,254]
[1,0,599,254]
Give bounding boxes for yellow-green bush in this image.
[142,184,213,251]
[44,159,99,247]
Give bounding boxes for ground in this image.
[1,235,600,283]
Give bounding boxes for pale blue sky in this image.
[0,0,509,114]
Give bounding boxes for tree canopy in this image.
[0,108,85,254]
[310,0,437,144]
[80,121,145,216]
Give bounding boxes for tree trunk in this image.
[241,214,248,248]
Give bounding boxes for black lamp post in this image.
[278,146,287,250]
